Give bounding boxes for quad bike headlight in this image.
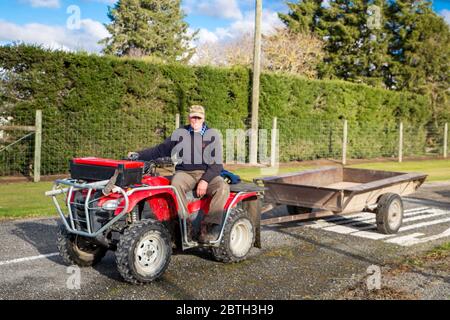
[101,199,120,211]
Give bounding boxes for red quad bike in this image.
[46,157,264,284]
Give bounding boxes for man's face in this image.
[189,116,204,132]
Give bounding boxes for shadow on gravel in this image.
[174,247,216,260]
[152,277,197,299]
[406,268,450,283]
[405,197,450,209]
[435,190,450,199]
[12,220,61,264]
[263,223,383,266]
[91,253,123,282]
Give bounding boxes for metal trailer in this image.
[255,166,428,234]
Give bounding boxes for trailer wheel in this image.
[57,225,107,267]
[212,207,255,263]
[376,193,404,234]
[287,205,312,215]
[116,220,172,284]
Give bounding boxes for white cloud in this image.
[88,0,117,4]
[196,28,219,44]
[21,0,116,7]
[183,0,243,20]
[440,9,450,25]
[21,0,60,8]
[80,19,110,40]
[194,9,284,44]
[0,19,110,53]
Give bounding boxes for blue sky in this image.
[0,0,449,53]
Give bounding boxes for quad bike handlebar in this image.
[126,153,174,177]
[123,156,157,176]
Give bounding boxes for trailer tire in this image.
[287,205,312,215]
[57,225,107,267]
[376,193,404,234]
[212,207,255,263]
[116,220,172,284]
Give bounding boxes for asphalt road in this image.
[0,182,449,300]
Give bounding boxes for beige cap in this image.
[189,105,205,119]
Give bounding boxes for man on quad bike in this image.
[128,105,229,243]
[47,104,262,284]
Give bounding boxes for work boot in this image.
[198,222,221,243]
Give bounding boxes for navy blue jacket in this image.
[136,125,223,183]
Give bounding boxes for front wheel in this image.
[376,193,404,234]
[212,207,255,263]
[115,220,172,284]
[57,225,107,267]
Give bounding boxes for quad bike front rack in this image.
[45,179,130,238]
[45,179,247,250]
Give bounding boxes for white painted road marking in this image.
[318,210,449,234]
[0,253,59,266]
[303,207,450,246]
[386,227,450,246]
[304,207,432,229]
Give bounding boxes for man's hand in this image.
[196,180,208,198]
[127,152,139,160]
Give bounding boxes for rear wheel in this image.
[376,193,404,234]
[115,220,172,284]
[212,207,255,263]
[287,205,312,215]
[57,225,107,267]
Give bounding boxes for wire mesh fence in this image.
[403,122,444,158]
[347,122,398,159]
[0,110,448,179]
[40,109,175,175]
[271,117,344,162]
[0,114,35,177]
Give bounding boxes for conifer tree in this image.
[100,0,196,63]
[313,0,390,85]
[281,0,449,106]
[385,0,449,122]
[279,0,323,33]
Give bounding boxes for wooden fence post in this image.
[175,113,180,129]
[444,122,448,159]
[398,121,403,163]
[34,110,42,182]
[270,117,277,167]
[342,120,348,166]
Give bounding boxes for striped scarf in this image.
[188,123,208,136]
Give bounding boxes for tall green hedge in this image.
[0,45,432,174]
